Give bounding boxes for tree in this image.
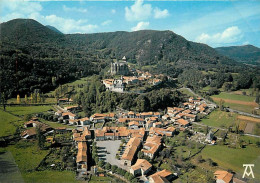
[105,162,111,170]
[1,92,6,111]
[17,94,20,104]
[37,93,40,103]
[36,124,46,149]
[111,165,118,173]
[24,94,28,104]
[30,93,33,104]
[98,160,105,168]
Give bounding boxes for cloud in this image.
[44,14,97,33]
[62,5,87,13]
[195,26,243,46]
[111,9,116,14]
[154,7,169,19]
[125,0,169,22]
[243,41,250,45]
[0,0,97,33]
[174,3,260,41]
[101,20,112,26]
[0,0,42,22]
[125,0,152,21]
[131,21,149,31]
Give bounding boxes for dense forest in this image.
[73,76,182,115]
[0,18,260,99]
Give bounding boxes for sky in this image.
[1,0,260,48]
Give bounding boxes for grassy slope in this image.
[4,106,53,116]
[0,109,21,137]
[200,110,238,128]
[200,145,260,179]
[23,171,81,183]
[0,141,49,177]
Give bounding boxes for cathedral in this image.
[110,56,129,75]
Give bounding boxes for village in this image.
[17,57,249,183]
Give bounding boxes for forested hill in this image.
[66,30,235,67]
[0,18,258,98]
[1,18,235,68]
[215,45,260,65]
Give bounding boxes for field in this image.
[200,110,238,128]
[7,97,57,104]
[211,92,259,114]
[199,145,260,180]
[1,141,49,172]
[0,109,22,137]
[237,115,260,123]
[3,106,53,116]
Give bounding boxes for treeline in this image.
[178,69,260,91]
[74,76,183,116]
[0,49,99,98]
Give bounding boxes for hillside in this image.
[0,18,258,98]
[67,30,236,68]
[215,45,260,65]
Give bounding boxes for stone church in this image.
[110,56,129,75]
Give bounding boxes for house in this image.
[55,127,67,134]
[214,170,233,183]
[121,137,141,166]
[90,113,106,123]
[62,112,77,120]
[55,110,63,117]
[153,122,162,128]
[64,105,79,112]
[95,129,105,141]
[129,121,139,129]
[82,127,92,140]
[130,159,152,176]
[21,128,37,139]
[149,169,174,183]
[118,118,128,123]
[176,119,189,127]
[182,113,196,122]
[140,112,153,119]
[128,111,135,118]
[152,78,162,86]
[76,142,88,172]
[78,117,90,126]
[69,119,78,125]
[149,127,176,137]
[142,136,161,159]
[162,114,170,121]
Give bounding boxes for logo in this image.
[242,164,255,178]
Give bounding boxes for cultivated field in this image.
[200,110,238,128]
[211,92,259,114]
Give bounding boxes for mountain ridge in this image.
[215,45,260,65]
